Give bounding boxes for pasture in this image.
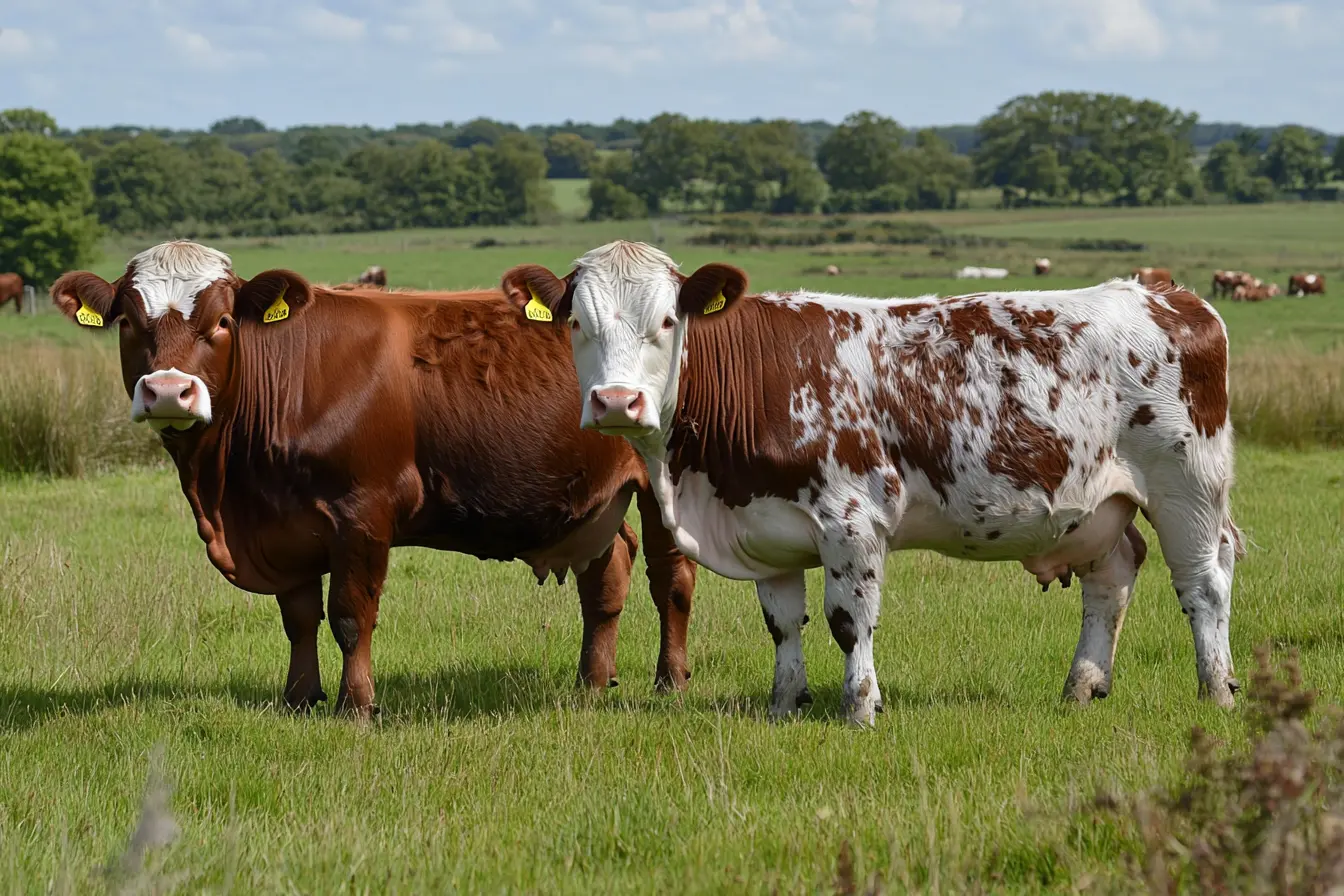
[1,202,1343,892]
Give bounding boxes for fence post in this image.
[24,285,37,316]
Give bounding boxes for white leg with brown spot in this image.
[1063,525,1145,704]
[821,544,885,727]
[755,571,811,718]
[1146,502,1240,708]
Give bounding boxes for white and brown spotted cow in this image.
[504,241,1245,726]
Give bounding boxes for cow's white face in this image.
[502,242,749,441]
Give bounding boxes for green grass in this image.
[3,201,1344,891]
[1,449,1341,892]
[549,178,592,220]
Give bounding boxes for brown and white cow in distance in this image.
[505,241,1244,726]
[51,241,697,717]
[1132,266,1173,288]
[358,265,388,288]
[0,273,22,314]
[1034,258,1051,276]
[1288,272,1325,296]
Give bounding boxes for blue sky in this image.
[3,0,1341,132]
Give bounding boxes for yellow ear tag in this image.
[703,292,727,315]
[262,290,290,324]
[75,302,104,327]
[524,288,553,322]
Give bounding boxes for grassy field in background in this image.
[1,201,1343,891]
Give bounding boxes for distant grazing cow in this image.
[956,265,1009,279]
[0,273,22,314]
[825,265,841,277]
[1132,267,1173,288]
[358,265,387,288]
[51,241,697,717]
[1211,270,1253,299]
[1034,258,1051,276]
[507,241,1244,725]
[1288,272,1325,296]
[1234,283,1280,302]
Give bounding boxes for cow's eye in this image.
[661,316,676,330]
[211,315,233,338]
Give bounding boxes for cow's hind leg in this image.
[638,488,696,691]
[822,543,886,727]
[574,522,636,690]
[1063,524,1147,704]
[276,579,326,711]
[756,570,811,718]
[1147,492,1242,708]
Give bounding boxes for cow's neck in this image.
[160,317,310,576]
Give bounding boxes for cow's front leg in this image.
[276,579,326,711]
[756,570,811,718]
[822,544,886,727]
[328,529,391,719]
[574,523,636,690]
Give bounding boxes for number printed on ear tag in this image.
[263,291,290,324]
[76,303,104,327]
[525,288,553,322]
[703,292,726,315]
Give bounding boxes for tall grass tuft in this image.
[0,343,163,477]
[1231,344,1344,449]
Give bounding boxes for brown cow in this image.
[1232,282,1279,302]
[50,241,697,717]
[358,265,387,288]
[1034,257,1051,276]
[1288,272,1325,296]
[1211,270,1255,299]
[0,273,22,314]
[1132,266,1173,288]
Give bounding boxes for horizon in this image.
[5,0,1342,134]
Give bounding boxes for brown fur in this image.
[0,273,22,313]
[1133,267,1173,288]
[1144,288,1229,438]
[49,269,697,715]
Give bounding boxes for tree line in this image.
[2,94,1342,284]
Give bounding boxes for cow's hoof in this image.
[1063,665,1109,705]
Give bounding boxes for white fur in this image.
[562,245,1242,723]
[956,265,1009,279]
[130,240,232,321]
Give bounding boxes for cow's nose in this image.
[141,376,196,415]
[590,388,645,425]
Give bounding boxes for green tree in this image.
[545,133,597,178]
[1202,141,1250,196]
[485,132,554,223]
[631,114,717,212]
[0,130,102,284]
[1334,139,1344,180]
[91,134,198,233]
[816,111,908,193]
[907,129,971,209]
[185,135,255,226]
[0,108,58,137]
[245,148,300,226]
[1259,126,1327,191]
[451,118,519,149]
[210,116,267,136]
[1068,149,1123,203]
[586,153,646,220]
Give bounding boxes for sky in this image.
[3,0,1342,133]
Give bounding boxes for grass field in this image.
[2,202,1343,892]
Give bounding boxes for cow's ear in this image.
[676,263,748,318]
[51,272,120,328]
[237,269,314,325]
[501,264,573,324]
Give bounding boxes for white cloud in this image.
[1031,0,1166,60]
[297,6,366,42]
[896,0,965,36]
[646,3,723,33]
[575,42,662,74]
[390,2,501,54]
[1256,2,1308,32]
[0,27,54,57]
[163,24,258,70]
[722,0,787,60]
